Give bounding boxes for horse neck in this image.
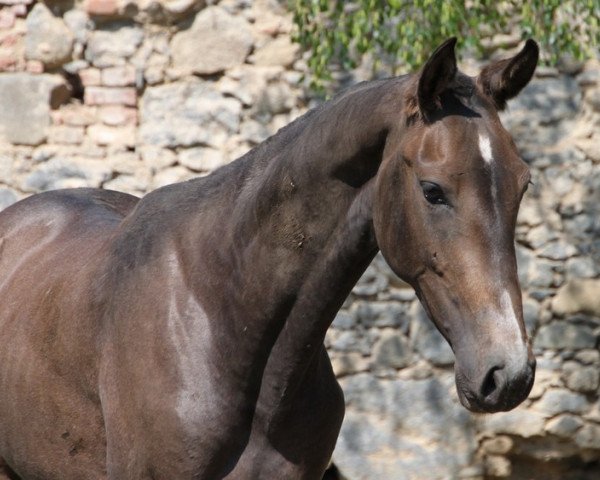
[212,80,407,401]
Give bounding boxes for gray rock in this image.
[533,388,589,416]
[331,310,356,330]
[0,74,70,145]
[544,414,584,438]
[140,80,242,148]
[537,240,578,261]
[25,3,74,68]
[552,279,600,317]
[171,6,253,75]
[534,321,596,350]
[179,147,226,172]
[372,330,411,369]
[477,409,546,438]
[335,374,475,480]
[21,157,112,192]
[86,26,144,67]
[575,423,600,449]
[522,297,540,334]
[409,302,454,367]
[0,187,18,210]
[566,256,598,279]
[564,366,599,393]
[353,301,408,329]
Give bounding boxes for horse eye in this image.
[420,181,448,206]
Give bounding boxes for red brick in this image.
[10,4,26,16]
[98,105,137,126]
[0,56,15,71]
[61,105,98,126]
[101,65,136,87]
[79,68,101,87]
[84,87,137,107]
[84,0,119,16]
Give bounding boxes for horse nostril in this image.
[480,365,503,399]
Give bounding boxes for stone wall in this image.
[0,1,598,479]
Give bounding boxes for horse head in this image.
[374,38,538,413]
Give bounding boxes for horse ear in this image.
[417,37,458,117]
[478,39,539,110]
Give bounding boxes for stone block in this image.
[25,3,73,68]
[564,366,599,393]
[84,87,137,106]
[171,6,253,75]
[478,408,546,438]
[178,147,225,172]
[0,11,16,29]
[0,73,70,145]
[59,105,98,127]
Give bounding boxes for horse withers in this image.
[0,38,538,479]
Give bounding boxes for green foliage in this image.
[290,0,600,92]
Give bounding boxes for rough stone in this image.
[564,366,600,393]
[335,374,475,480]
[0,187,18,209]
[152,165,194,189]
[252,36,299,67]
[25,3,74,68]
[533,389,589,416]
[179,147,226,172]
[171,6,253,75]
[478,409,546,438]
[575,423,600,449]
[372,330,411,370]
[88,124,135,146]
[331,352,369,377]
[0,74,69,145]
[545,414,584,438]
[86,26,144,67]
[534,321,596,350]
[409,301,454,367]
[353,302,408,329]
[21,157,112,192]
[552,279,600,317]
[140,80,242,148]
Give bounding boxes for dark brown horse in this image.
[0,38,538,479]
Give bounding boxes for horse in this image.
[0,37,538,479]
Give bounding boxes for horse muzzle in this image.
[455,352,536,413]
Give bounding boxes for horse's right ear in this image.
[477,39,539,110]
[417,37,458,118]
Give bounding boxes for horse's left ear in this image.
[478,39,539,110]
[418,37,458,117]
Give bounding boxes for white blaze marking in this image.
[479,134,493,164]
[490,290,528,365]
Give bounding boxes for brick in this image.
[10,4,26,16]
[84,87,136,106]
[88,124,135,146]
[0,56,15,71]
[84,0,119,16]
[78,68,101,87]
[47,125,85,144]
[60,105,98,126]
[98,105,137,126]
[101,65,135,87]
[0,0,33,5]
